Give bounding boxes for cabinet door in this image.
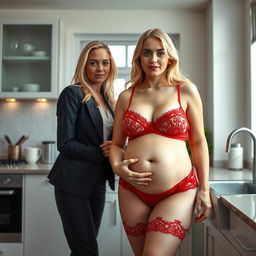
[97,193,122,256]
[176,228,192,256]
[0,19,59,99]
[0,243,23,256]
[24,175,69,256]
[204,221,241,256]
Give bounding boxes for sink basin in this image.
[210,181,256,197]
[209,181,256,230]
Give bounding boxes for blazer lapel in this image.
[86,99,103,142]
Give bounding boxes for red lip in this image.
[148,66,159,70]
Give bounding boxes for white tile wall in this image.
[0,100,57,157]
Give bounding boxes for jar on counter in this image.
[228,143,243,170]
[41,141,56,164]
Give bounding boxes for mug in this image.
[24,147,42,164]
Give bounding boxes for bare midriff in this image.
[124,134,192,194]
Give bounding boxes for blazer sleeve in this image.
[56,86,104,162]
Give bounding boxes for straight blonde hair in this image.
[72,41,117,108]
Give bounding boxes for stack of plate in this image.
[32,51,47,57]
[20,83,40,92]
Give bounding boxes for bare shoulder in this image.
[116,88,133,110]
[179,82,201,101]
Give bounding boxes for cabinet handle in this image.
[106,199,117,226]
[234,235,256,252]
[0,189,15,195]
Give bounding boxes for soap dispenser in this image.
[228,143,243,170]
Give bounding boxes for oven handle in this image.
[0,189,15,195]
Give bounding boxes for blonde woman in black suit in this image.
[48,41,117,256]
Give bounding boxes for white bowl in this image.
[32,51,46,57]
[20,83,40,92]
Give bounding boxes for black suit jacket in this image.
[48,85,115,197]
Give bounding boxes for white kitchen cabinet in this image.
[203,220,241,256]
[97,193,123,256]
[0,19,59,99]
[0,243,23,256]
[23,174,69,256]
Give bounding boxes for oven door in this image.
[0,187,22,242]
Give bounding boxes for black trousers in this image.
[54,172,106,256]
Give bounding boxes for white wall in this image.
[0,8,207,156]
[210,0,250,165]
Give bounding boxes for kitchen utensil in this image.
[4,135,12,144]
[41,141,55,164]
[20,83,40,92]
[18,136,29,146]
[15,135,25,145]
[24,147,42,164]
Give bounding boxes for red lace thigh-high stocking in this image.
[147,217,188,240]
[123,221,147,236]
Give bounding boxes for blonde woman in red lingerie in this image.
[109,28,211,256]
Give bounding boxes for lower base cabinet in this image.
[23,175,69,256]
[0,243,23,256]
[97,193,122,255]
[203,220,241,256]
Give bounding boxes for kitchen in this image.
[0,0,255,255]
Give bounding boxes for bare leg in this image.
[143,188,197,256]
[118,186,151,256]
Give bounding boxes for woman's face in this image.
[140,37,170,79]
[85,48,111,86]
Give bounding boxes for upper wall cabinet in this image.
[0,19,59,99]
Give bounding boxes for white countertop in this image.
[0,162,52,174]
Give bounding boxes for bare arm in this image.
[109,90,152,188]
[183,83,211,223]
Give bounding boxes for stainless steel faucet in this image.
[226,127,256,183]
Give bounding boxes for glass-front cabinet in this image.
[0,19,59,99]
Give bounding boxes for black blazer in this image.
[48,85,115,197]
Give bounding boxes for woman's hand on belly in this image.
[113,158,153,188]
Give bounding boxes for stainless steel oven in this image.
[0,174,22,242]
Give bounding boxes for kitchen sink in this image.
[209,181,256,230]
[210,181,256,197]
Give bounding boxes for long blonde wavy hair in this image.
[127,28,191,88]
[71,41,117,109]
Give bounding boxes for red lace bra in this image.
[122,85,190,141]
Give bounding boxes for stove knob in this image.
[3,178,11,185]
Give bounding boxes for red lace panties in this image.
[123,217,188,240]
[119,168,198,207]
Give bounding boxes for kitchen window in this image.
[74,34,139,99]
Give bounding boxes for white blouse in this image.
[98,107,113,141]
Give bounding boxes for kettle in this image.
[41,141,56,164]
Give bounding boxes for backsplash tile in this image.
[0,100,57,157]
